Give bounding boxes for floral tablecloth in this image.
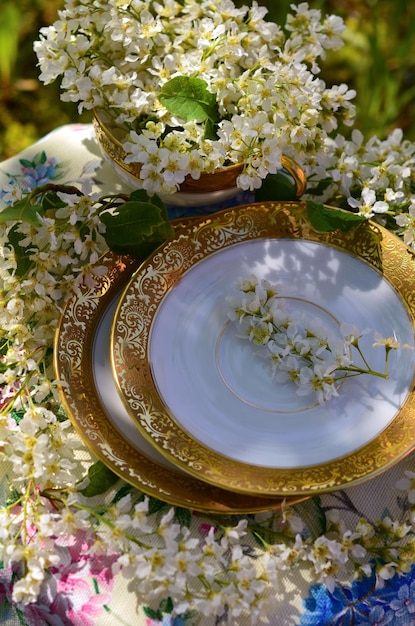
[1,124,415,625]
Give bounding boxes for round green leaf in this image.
[159,76,219,122]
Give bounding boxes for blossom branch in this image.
[227,275,409,404]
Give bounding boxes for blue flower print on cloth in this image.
[0,150,66,206]
[300,562,415,625]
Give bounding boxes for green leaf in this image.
[306,200,367,233]
[0,197,44,225]
[19,151,47,169]
[129,189,155,203]
[55,405,68,423]
[204,117,218,141]
[19,158,35,168]
[80,460,119,497]
[100,198,174,258]
[144,597,174,621]
[41,191,67,213]
[251,527,287,547]
[11,408,25,425]
[0,336,8,357]
[159,597,174,615]
[147,496,168,515]
[159,76,219,123]
[306,179,333,197]
[143,606,162,621]
[174,506,192,528]
[129,189,170,215]
[5,486,21,508]
[7,224,34,278]
[255,171,299,202]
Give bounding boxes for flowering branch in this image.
[227,275,409,404]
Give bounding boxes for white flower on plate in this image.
[226,275,403,405]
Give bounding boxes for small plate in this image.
[54,247,291,513]
[112,201,415,496]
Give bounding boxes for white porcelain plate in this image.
[111,202,415,496]
[149,237,415,467]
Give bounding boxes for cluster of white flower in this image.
[0,177,109,603]
[0,187,106,348]
[32,0,415,246]
[110,501,281,622]
[34,0,355,194]
[304,127,415,244]
[226,275,396,404]
[39,487,415,622]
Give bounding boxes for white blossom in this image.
[347,187,389,218]
[33,0,357,195]
[396,470,415,504]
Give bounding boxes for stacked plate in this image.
[55,201,415,514]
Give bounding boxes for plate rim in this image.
[53,226,293,513]
[111,200,415,496]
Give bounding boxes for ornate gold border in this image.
[54,222,293,513]
[111,201,415,496]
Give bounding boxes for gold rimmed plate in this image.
[111,201,415,497]
[54,243,291,513]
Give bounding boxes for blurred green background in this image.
[1,0,415,160]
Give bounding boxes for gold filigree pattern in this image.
[54,233,290,513]
[112,201,415,496]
